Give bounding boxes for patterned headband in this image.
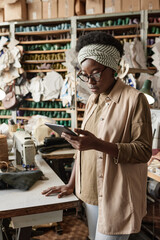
[77,44,121,72]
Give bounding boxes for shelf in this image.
[16,116,71,121]
[15,29,70,35]
[148,34,160,37]
[114,34,140,39]
[148,171,160,182]
[148,67,156,70]
[24,49,67,54]
[147,45,153,48]
[128,68,156,74]
[24,98,62,101]
[77,24,140,32]
[25,69,67,72]
[19,39,71,44]
[0,116,11,119]
[0,32,9,36]
[148,23,160,27]
[22,60,65,64]
[77,118,83,121]
[19,108,70,111]
[77,108,85,111]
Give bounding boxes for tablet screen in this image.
[45,123,77,136]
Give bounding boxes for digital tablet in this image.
[45,123,77,136]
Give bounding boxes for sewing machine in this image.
[151,109,160,149]
[13,131,36,165]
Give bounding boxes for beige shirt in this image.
[80,93,108,205]
[75,79,152,235]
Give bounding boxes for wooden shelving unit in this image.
[19,39,71,44]
[24,49,67,54]
[15,29,71,35]
[77,24,140,32]
[22,60,65,63]
[25,69,67,73]
[0,11,158,128]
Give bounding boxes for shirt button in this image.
[100,117,104,121]
[99,175,103,178]
[99,195,103,197]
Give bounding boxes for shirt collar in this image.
[91,79,125,104]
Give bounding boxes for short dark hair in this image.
[76,31,123,57]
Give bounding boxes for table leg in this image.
[16,227,32,240]
[0,219,4,240]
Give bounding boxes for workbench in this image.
[0,154,79,240]
[40,148,76,183]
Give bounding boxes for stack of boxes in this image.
[0,0,159,22]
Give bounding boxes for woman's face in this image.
[80,59,115,94]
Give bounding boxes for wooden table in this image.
[40,148,77,182]
[148,171,160,182]
[148,159,160,182]
[40,148,76,160]
[0,154,79,240]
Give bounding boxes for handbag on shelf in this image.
[2,84,19,110]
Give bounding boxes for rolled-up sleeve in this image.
[115,93,152,164]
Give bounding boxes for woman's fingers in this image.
[42,186,62,196]
[42,185,73,197]
[58,189,67,198]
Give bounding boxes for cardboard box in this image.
[5,0,18,3]
[122,0,140,12]
[58,0,75,18]
[27,0,42,20]
[0,8,4,22]
[4,0,27,21]
[86,0,104,15]
[42,0,58,19]
[105,0,121,13]
[75,0,85,15]
[0,0,5,8]
[141,0,159,10]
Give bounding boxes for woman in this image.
[42,32,152,240]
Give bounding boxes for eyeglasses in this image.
[77,67,107,83]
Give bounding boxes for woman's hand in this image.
[42,184,74,198]
[61,128,99,151]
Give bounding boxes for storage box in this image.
[141,0,159,10]
[4,0,27,21]
[42,0,58,19]
[0,8,4,22]
[105,0,121,13]
[122,0,140,12]
[86,0,104,15]
[0,0,5,8]
[27,0,42,20]
[75,0,85,15]
[58,0,75,18]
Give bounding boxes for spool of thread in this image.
[0,135,8,162]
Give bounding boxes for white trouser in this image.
[84,203,130,240]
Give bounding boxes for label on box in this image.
[149,3,153,9]
[26,0,33,3]
[65,0,69,17]
[32,12,37,19]
[48,2,51,18]
[86,8,94,14]
[105,7,114,13]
